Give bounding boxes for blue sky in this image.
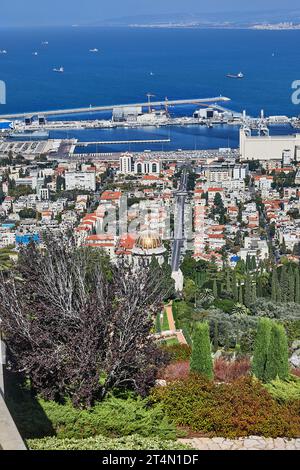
[0,0,299,26]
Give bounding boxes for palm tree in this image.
[197,288,215,307]
[231,303,250,318]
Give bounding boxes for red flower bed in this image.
[159,360,190,381]
[214,357,251,383]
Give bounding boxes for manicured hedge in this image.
[27,434,191,450]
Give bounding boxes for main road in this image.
[171,169,188,273]
[0,96,230,119]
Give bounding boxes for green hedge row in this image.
[27,434,191,451]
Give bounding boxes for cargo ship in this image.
[9,130,49,140]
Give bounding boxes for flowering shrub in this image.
[151,375,300,438]
[214,357,251,383]
[292,368,300,378]
[159,361,190,381]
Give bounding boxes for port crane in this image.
[146,93,156,113]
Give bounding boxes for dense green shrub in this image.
[190,322,213,379]
[213,298,235,313]
[27,435,191,450]
[265,323,289,382]
[252,318,273,381]
[264,376,300,403]
[39,395,176,440]
[151,375,300,438]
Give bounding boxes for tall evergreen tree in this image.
[251,256,257,271]
[252,318,273,381]
[264,323,289,382]
[246,254,251,272]
[295,269,300,304]
[238,283,243,304]
[271,268,279,303]
[190,322,213,380]
[244,274,253,307]
[280,266,289,303]
[226,269,231,293]
[213,320,219,353]
[155,313,161,334]
[253,280,257,303]
[288,266,295,302]
[232,271,238,302]
[213,279,218,298]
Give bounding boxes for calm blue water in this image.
[50,123,293,153]
[1,27,300,116]
[1,27,300,151]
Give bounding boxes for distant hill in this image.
[90,10,300,27]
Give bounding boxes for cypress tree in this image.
[238,283,243,304]
[280,266,289,303]
[213,279,218,298]
[246,254,251,272]
[264,323,289,382]
[252,318,273,381]
[155,313,161,334]
[226,269,231,292]
[190,322,213,380]
[271,268,278,303]
[213,320,219,353]
[288,266,295,302]
[232,271,238,302]
[244,274,253,307]
[252,279,257,303]
[256,276,261,298]
[251,256,257,271]
[295,269,300,304]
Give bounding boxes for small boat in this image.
[227,72,244,79]
[32,52,38,56]
[150,72,155,76]
[42,41,49,45]
[89,48,99,53]
[53,67,64,73]
[0,50,7,54]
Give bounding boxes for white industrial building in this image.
[119,153,162,175]
[65,171,96,191]
[134,159,162,175]
[240,127,300,162]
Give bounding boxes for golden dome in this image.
[135,231,163,250]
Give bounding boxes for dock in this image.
[0,96,230,120]
[76,138,171,146]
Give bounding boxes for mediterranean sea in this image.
[0,27,300,151]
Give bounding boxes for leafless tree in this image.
[0,233,172,407]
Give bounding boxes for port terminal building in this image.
[240,127,300,162]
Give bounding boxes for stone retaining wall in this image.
[180,436,300,450]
